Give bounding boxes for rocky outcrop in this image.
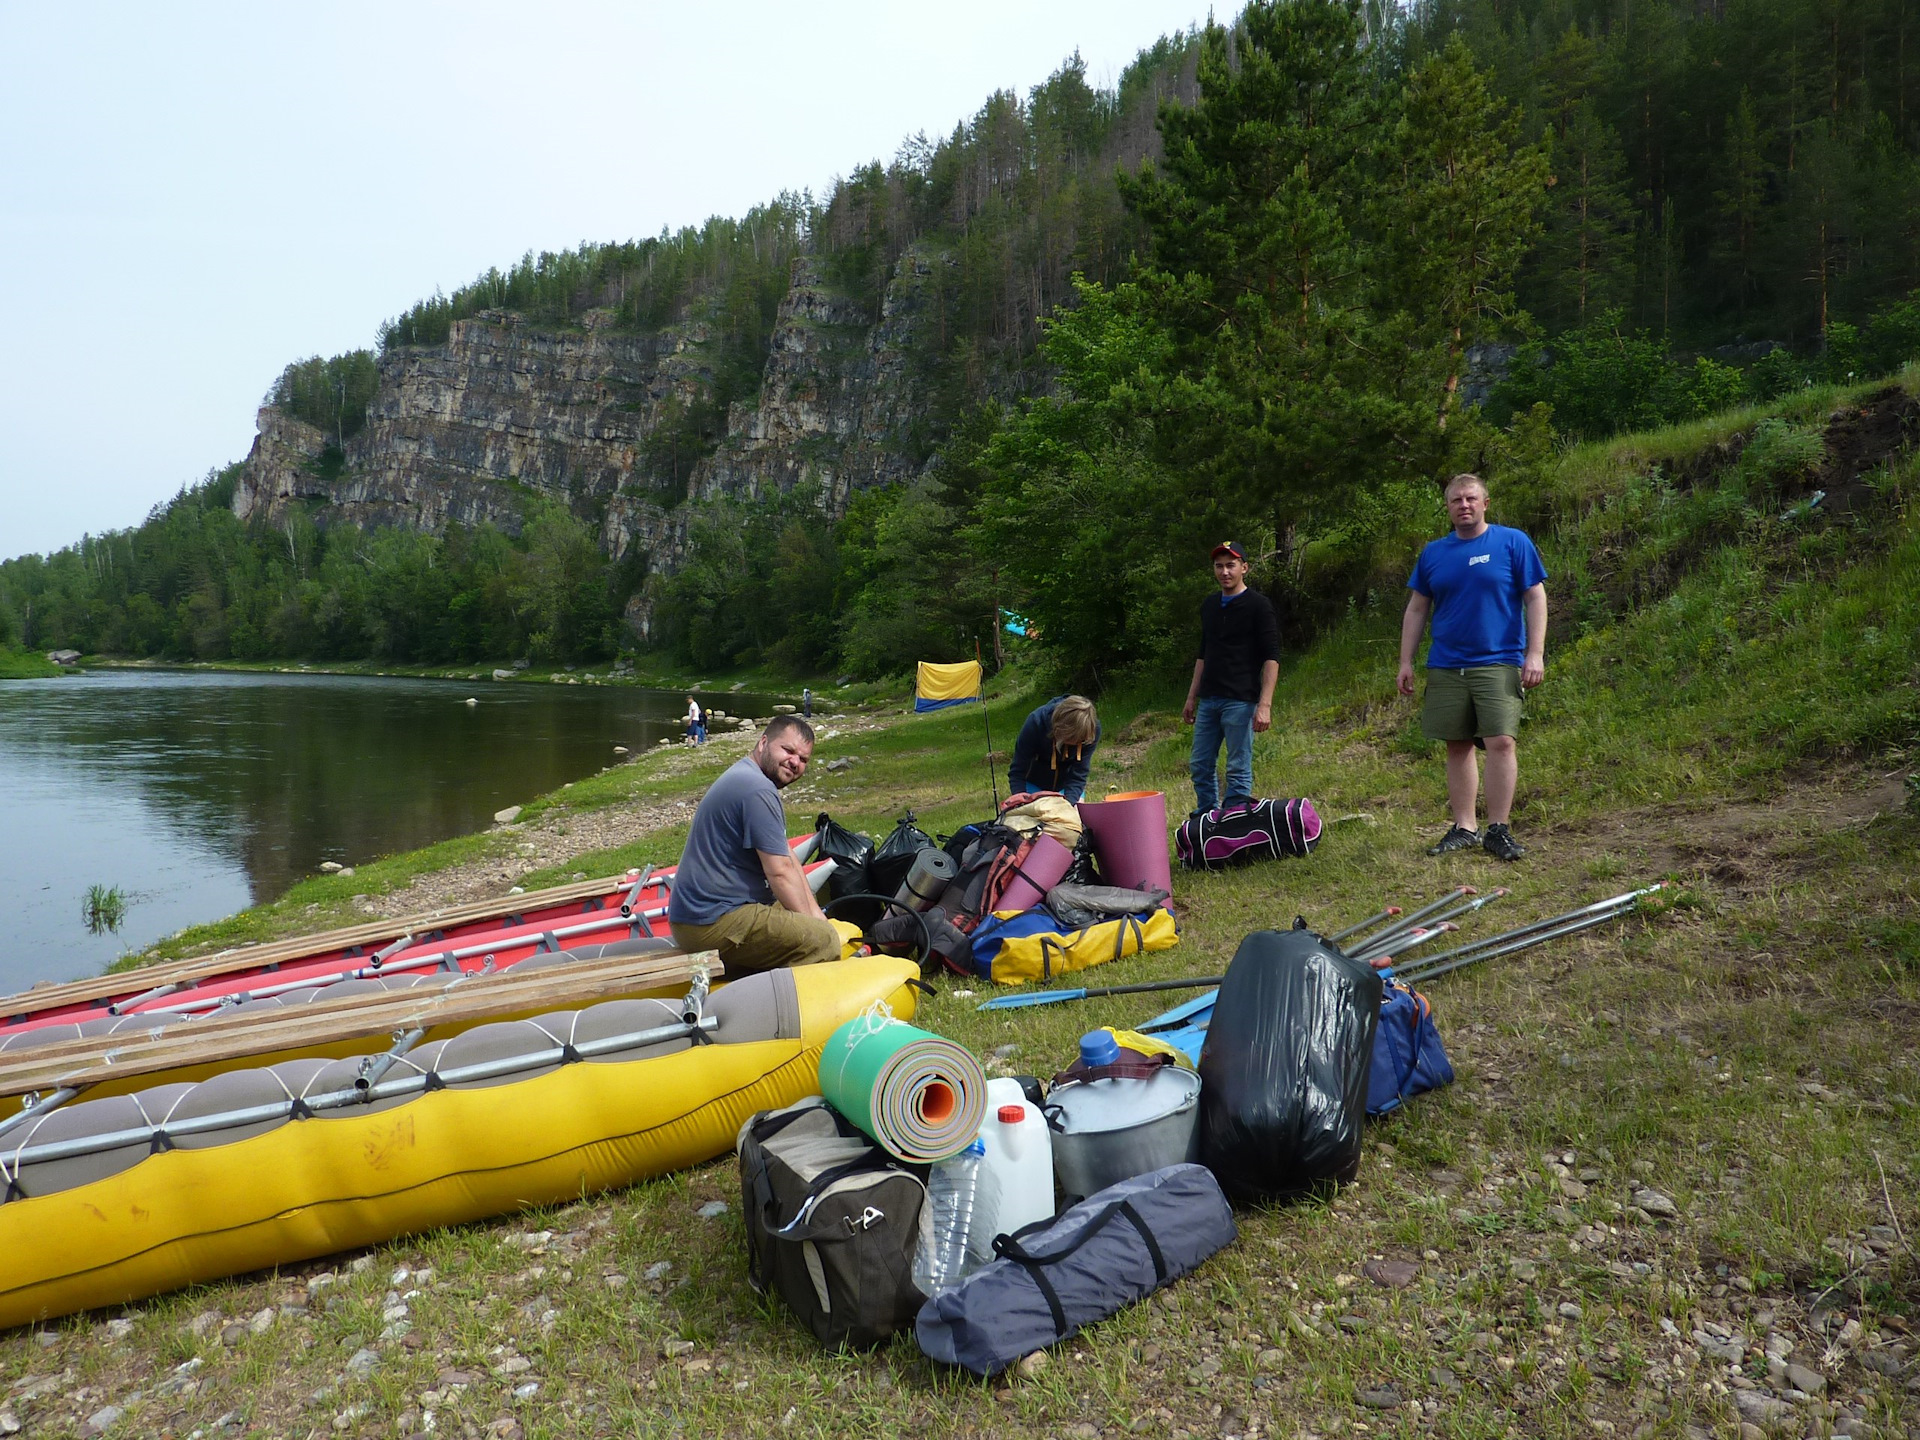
[231,409,333,524]
[234,252,943,575]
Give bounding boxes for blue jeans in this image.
[1189,697,1256,815]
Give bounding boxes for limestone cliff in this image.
[235,251,943,577]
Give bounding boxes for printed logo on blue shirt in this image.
[1468,554,1490,566]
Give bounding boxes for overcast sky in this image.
[0,1,1204,560]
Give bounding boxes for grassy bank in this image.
[4,385,1917,1440]
[0,648,62,679]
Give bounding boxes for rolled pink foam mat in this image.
[1076,791,1173,897]
[994,832,1073,913]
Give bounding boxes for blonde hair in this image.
[1444,472,1488,498]
[1051,695,1098,751]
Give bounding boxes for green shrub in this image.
[1737,418,1825,492]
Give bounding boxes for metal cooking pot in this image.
[1044,1065,1202,1202]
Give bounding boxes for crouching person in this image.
[668,715,840,973]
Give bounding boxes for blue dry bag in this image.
[1367,980,1455,1116]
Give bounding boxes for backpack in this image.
[1367,980,1455,1116]
[932,824,1029,926]
[1174,798,1322,871]
[737,1097,929,1350]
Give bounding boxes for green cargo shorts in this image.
[1421,665,1523,742]
[670,904,842,975]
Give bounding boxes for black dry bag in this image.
[813,812,875,904]
[867,810,937,901]
[1197,923,1380,1204]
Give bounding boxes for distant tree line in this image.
[0,471,628,666]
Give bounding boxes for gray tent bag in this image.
[914,1163,1235,1375]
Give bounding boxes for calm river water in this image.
[0,669,775,990]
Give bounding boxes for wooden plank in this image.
[0,873,632,1021]
[0,950,722,1098]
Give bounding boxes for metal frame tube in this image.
[0,1086,82,1143]
[1389,883,1666,977]
[354,1028,426,1095]
[1347,886,1474,954]
[1327,907,1400,945]
[2,1014,718,1170]
[133,904,675,1018]
[1349,921,1457,966]
[1390,906,1636,985]
[619,868,653,917]
[680,972,710,1027]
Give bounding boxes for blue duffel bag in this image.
[1367,979,1456,1116]
[915,1164,1236,1376]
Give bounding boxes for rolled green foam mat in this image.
[818,1011,988,1163]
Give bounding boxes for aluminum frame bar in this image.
[2,1014,718,1170]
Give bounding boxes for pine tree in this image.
[1377,35,1549,432]
[1120,0,1385,522]
[1713,89,1775,321]
[1531,99,1638,327]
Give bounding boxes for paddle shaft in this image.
[977,974,1225,1010]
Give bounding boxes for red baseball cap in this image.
[1211,540,1246,560]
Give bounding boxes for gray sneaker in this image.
[1482,823,1527,861]
[1426,824,1481,856]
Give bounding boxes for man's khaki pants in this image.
[671,905,842,975]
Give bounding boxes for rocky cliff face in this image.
[235,252,943,579]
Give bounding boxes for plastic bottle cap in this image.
[966,1138,986,1157]
[997,1105,1025,1124]
[1079,1029,1120,1068]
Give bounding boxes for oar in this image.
[976,975,1226,1012]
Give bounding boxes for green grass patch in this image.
[0,647,62,679]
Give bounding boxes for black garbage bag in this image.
[1197,922,1381,1204]
[866,810,936,900]
[813,813,874,903]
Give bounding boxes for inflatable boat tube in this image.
[2,838,827,1036]
[0,955,917,1328]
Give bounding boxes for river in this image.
[0,668,777,991]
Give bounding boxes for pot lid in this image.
[1047,1067,1201,1135]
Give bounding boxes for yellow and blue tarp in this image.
[914,660,983,713]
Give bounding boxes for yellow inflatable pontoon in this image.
[0,956,917,1328]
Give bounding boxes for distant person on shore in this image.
[1181,542,1280,816]
[668,715,841,972]
[1007,695,1101,804]
[802,687,813,718]
[685,695,707,746]
[1397,472,1548,862]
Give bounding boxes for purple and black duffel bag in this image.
[1175,797,1321,871]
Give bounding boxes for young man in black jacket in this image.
[1180,542,1280,815]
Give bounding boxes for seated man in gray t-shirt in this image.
[667,716,842,973]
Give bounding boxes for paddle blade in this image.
[975,988,1089,1011]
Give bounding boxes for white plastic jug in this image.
[968,1076,1055,1265]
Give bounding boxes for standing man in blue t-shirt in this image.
[1397,474,1548,861]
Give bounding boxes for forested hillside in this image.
[3,0,1916,681]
